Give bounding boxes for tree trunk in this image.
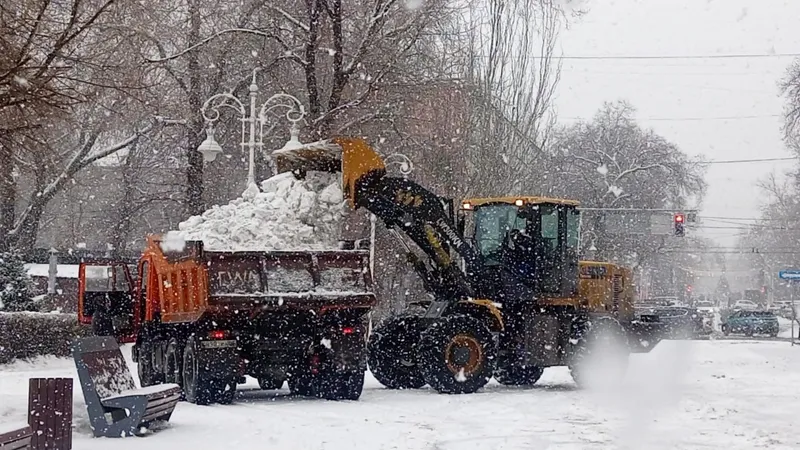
[0,141,14,251]
[185,0,205,216]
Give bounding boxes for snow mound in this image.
[177,171,346,251]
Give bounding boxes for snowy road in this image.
[2,340,800,450]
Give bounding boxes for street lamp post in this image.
[198,69,306,193]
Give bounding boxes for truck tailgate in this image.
[205,250,376,310]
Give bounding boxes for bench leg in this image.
[92,398,147,438]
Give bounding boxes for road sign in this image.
[779,270,800,280]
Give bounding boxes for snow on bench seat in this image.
[103,384,180,401]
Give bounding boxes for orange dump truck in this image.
[77,236,376,404]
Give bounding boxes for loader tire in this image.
[569,317,629,389]
[367,315,427,389]
[495,363,544,386]
[417,314,496,394]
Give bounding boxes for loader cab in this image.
[460,197,580,297]
[78,261,136,343]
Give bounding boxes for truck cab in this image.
[77,260,137,343]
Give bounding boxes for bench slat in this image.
[0,426,32,444]
[1,436,33,450]
[141,402,178,423]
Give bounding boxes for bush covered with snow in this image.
[0,312,90,364]
[178,171,347,251]
[0,251,35,312]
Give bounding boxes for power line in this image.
[699,156,796,165]
[563,114,781,122]
[543,52,800,61]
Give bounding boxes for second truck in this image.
[78,237,376,404]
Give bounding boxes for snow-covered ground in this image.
[2,340,800,449]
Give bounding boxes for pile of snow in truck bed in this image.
[177,171,346,251]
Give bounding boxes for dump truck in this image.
[276,137,663,394]
[77,236,376,404]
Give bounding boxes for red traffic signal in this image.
[674,213,685,236]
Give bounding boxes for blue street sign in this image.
[779,270,800,280]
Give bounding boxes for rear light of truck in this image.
[342,326,356,335]
[208,330,229,340]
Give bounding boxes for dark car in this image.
[652,306,708,338]
[721,310,779,337]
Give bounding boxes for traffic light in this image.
[674,213,685,237]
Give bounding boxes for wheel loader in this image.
[274,137,664,394]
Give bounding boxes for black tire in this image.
[317,371,365,400]
[744,328,754,337]
[495,363,544,386]
[289,370,364,400]
[721,325,729,336]
[182,339,213,405]
[215,382,236,405]
[136,344,158,387]
[367,315,427,389]
[91,311,113,336]
[288,374,314,397]
[569,317,629,389]
[164,339,185,399]
[258,376,285,390]
[417,314,496,394]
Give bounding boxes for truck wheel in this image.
[569,317,629,389]
[91,311,113,336]
[136,344,159,387]
[745,328,754,337]
[182,340,214,405]
[495,364,544,386]
[721,324,729,336]
[367,315,427,389]
[258,376,285,390]
[164,339,184,398]
[215,381,236,405]
[317,371,365,400]
[417,314,496,394]
[288,375,314,397]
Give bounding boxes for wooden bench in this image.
[0,423,32,450]
[72,337,181,438]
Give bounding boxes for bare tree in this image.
[548,101,706,268]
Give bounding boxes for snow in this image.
[3,340,800,449]
[777,316,798,339]
[0,421,29,434]
[24,264,79,279]
[177,171,346,252]
[104,384,180,401]
[159,231,186,252]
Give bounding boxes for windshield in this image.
[473,204,525,263]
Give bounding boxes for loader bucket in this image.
[332,137,386,208]
[272,140,342,174]
[272,136,387,209]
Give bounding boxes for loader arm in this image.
[333,137,484,304]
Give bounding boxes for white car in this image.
[733,300,759,310]
[695,301,716,317]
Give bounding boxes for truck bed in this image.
[150,241,376,323]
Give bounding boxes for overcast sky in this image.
[554,0,800,246]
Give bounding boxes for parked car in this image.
[652,306,709,338]
[721,310,779,337]
[732,300,759,311]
